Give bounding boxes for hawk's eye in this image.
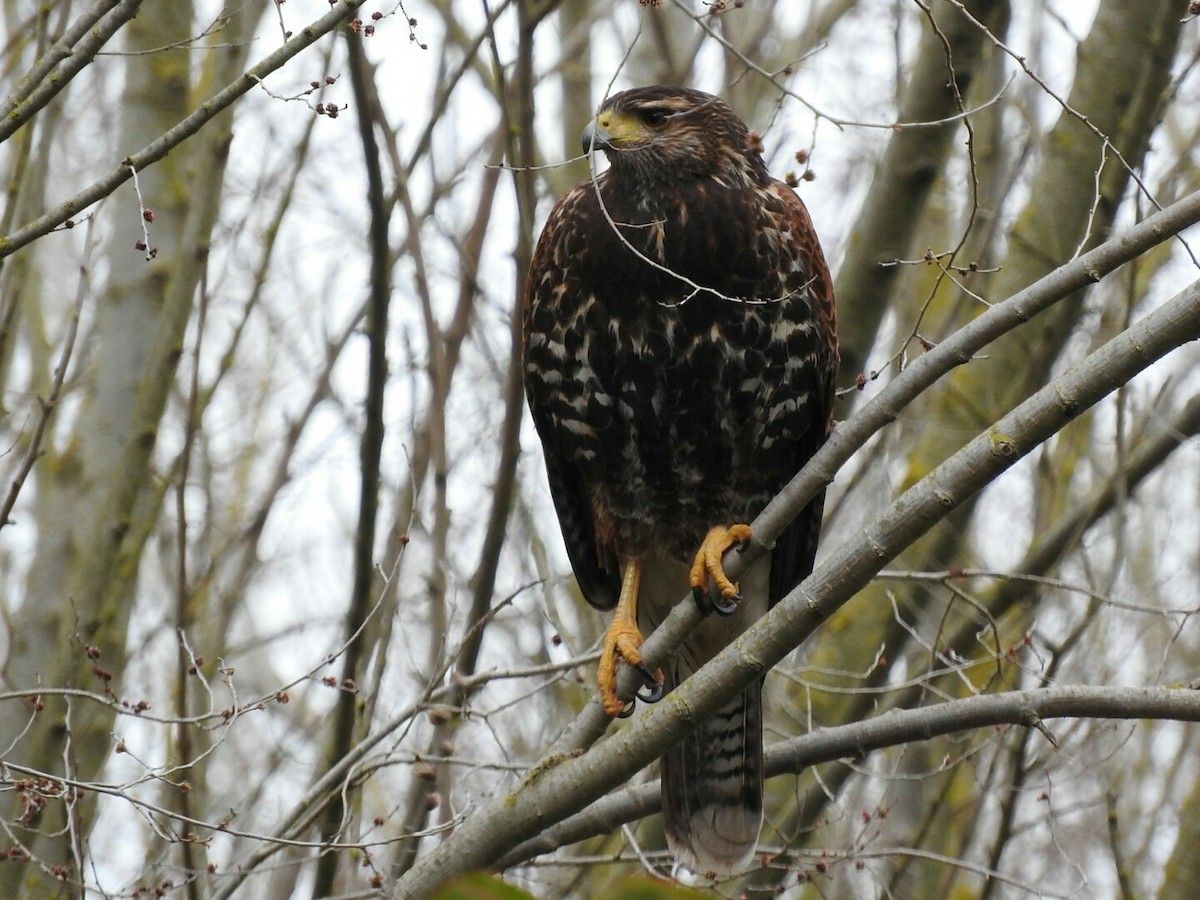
[639,108,670,128]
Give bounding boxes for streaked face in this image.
[581,87,748,182]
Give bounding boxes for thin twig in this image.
[0,220,95,531]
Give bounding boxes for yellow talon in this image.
[597,558,664,717]
[689,523,753,600]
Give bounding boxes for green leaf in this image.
[431,872,538,900]
[594,875,712,900]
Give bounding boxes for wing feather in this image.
[761,178,838,604]
[523,186,621,611]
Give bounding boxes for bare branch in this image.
[0,0,144,144]
[499,685,1200,866]
[391,254,1200,894]
[0,0,374,260]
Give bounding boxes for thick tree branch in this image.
[391,252,1200,895]
[546,189,1200,760]
[498,684,1200,866]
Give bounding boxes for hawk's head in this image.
[581,86,768,188]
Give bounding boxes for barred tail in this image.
[661,679,763,875]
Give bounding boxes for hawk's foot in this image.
[598,559,664,717]
[690,524,753,617]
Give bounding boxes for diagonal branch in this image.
[0,0,143,145]
[497,684,1200,866]
[0,0,372,261]
[545,188,1200,760]
[0,222,94,530]
[390,244,1200,895]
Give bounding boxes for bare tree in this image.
[2,2,1199,898]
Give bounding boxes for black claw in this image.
[711,591,741,616]
[634,661,659,687]
[615,698,636,718]
[637,680,664,705]
[694,586,742,616]
[633,662,663,704]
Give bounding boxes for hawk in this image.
[523,86,837,874]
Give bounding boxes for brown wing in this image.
[523,185,621,612]
[760,178,838,607]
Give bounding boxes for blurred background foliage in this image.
[1,1,1199,897]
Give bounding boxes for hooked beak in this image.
[581,119,614,155]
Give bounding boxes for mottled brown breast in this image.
[524,162,837,610]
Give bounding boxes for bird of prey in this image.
[522,85,838,875]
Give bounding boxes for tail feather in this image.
[637,554,771,875]
[661,679,763,875]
